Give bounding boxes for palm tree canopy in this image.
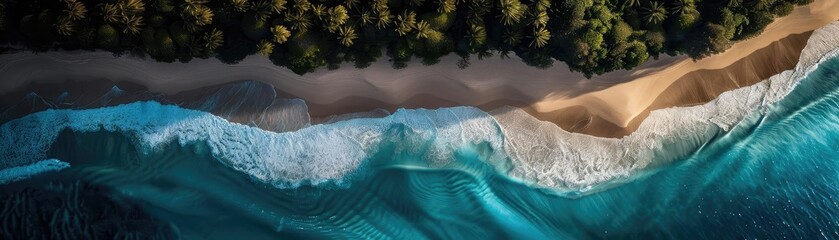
[271,25,291,43]
[498,0,524,26]
[530,27,550,48]
[230,0,250,12]
[285,11,312,32]
[203,28,224,50]
[414,20,432,39]
[271,0,287,13]
[257,40,274,56]
[376,10,392,29]
[63,0,87,21]
[642,1,667,25]
[503,28,522,46]
[326,5,349,32]
[337,25,357,46]
[396,10,416,36]
[437,0,456,13]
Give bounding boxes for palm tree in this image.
[102,4,121,23]
[203,28,224,51]
[326,5,349,32]
[360,8,375,26]
[257,40,274,56]
[123,15,144,34]
[337,25,357,46]
[311,4,327,21]
[103,0,144,22]
[271,0,287,13]
[102,0,145,34]
[56,18,76,36]
[414,20,432,39]
[375,10,392,29]
[122,0,146,14]
[63,0,87,21]
[465,23,487,49]
[622,0,641,10]
[271,25,291,43]
[372,0,389,13]
[437,0,456,13]
[343,0,360,10]
[531,9,548,28]
[395,10,416,36]
[292,0,311,14]
[498,0,524,26]
[252,0,273,21]
[182,4,214,32]
[502,28,522,46]
[670,0,695,14]
[642,1,667,25]
[467,0,491,19]
[534,0,550,11]
[285,11,312,32]
[230,0,250,12]
[529,27,550,48]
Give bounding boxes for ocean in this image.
[3,55,839,239]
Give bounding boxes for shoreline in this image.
[1,0,838,138]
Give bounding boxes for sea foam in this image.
[491,22,839,194]
[0,102,505,188]
[0,159,70,184]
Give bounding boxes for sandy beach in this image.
[1,0,838,138]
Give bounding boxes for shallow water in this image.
[4,56,839,239]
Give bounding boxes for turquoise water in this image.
[4,56,839,238]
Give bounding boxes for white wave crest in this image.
[0,102,504,188]
[0,159,70,184]
[491,21,839,194]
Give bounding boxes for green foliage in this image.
[241,12,270,40]
[736,11,775,40]
[96,24,121,49]
[325,5,349,32]
[181,1,214,32]
[169,21,192,47]
[103,0,146,35]
[684,23,730,58]
[420,11,455,31]
[622,41,649,69]
[611,21,633,43]
[284,31,328,74]
[203,28,225,51]
[465,23,487,51]
[148,15,167,28]
[666,9,700,40]
[150,0,176,13]
[773,2,795,16]
[154,28,178,61]
[73,26,98,48]
[643,31,666,55]
[2,0,814,76]
[396,10,417,36]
